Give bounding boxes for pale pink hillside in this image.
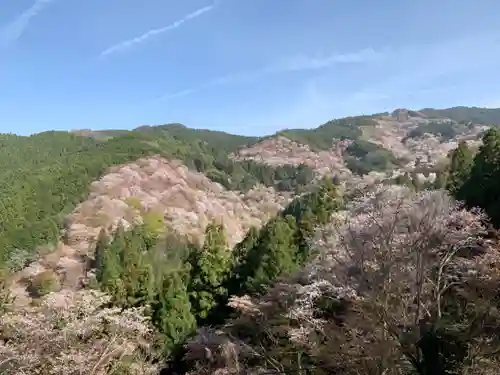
[231,136,352,178]
[65,156,291,253]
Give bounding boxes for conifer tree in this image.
[232,226,260,267]
[458,128,500,227]
[94,228,109,281]
[446,140,473,195]
[227,226,261,296]
[120,227,154,306]
[188,222,230,320]
[99,224,126,304]
[246,215,299,293]
[295,209,316,263]
[151,266,196,355]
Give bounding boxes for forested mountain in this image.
[0,129,312,267]
[2,106,500,375]
[419,106,500,125]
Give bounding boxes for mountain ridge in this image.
[1,105,496,267]
[64,106,500,140]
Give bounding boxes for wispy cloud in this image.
[342,33,500,106]
[100,3,216,57]
[0,0,55,46]
[278,48,384,71]
[157,48,384,101]
[229,33,500,133]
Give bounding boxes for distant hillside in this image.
[277,116,373,151]
[0,129,312,266]
[419,106,500,125]
[3,105,499,265]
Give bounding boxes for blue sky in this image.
[1,0,499,136]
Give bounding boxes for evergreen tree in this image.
[188,222,230,320]
[151,267,196,355]
[232,226,260,264]
[446,140,473,195]
[227,226,261,297]
[120,226,154,306]
[100,225,126,304]
[246,215,299,293]
[94,228,109,281]
[295,209,316,264]
[459,128,500,227]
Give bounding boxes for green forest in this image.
[0,128,315,267]
[91,178,341,357]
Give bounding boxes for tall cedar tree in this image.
[99,224,126,304]
[188,222,230,320]
[151,266,196,355]
[228,226,261,296]
[458,128,500,227]
[120,226,154,307]
[94,228,109,281]
[245,215,299,294]
[446,140,473,195]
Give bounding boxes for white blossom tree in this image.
[0,289,159,375]
[184,185,500,375]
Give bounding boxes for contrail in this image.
[100,3,215,57]
[0,0,55,46]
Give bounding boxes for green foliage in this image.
[404,121,458,141]
[229,178,342,296]
[273,115,399,175]
[244,215,299,294]
[0,128,314,265]
[96,224,196,355]
[419,106,500,125]
[344,140,400,175]
[0,132,162,264]
[187,223,231,320]
[135,123,258,153]
[151,266,196,354]
[279,116,374,151]
[445,141,473,195]
[142,210,166,243]
[125,196,143,211]
[457,128,500,227]
[94,228,109,281]
[28,270,61,297]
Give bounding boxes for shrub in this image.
[28,270,61,297]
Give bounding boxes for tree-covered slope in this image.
[2,105,499,264]
[277,116,374,151]
[0,130,313,266]
[134,123,259,152]
[419,106,500,125]
[0,132,167,264]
